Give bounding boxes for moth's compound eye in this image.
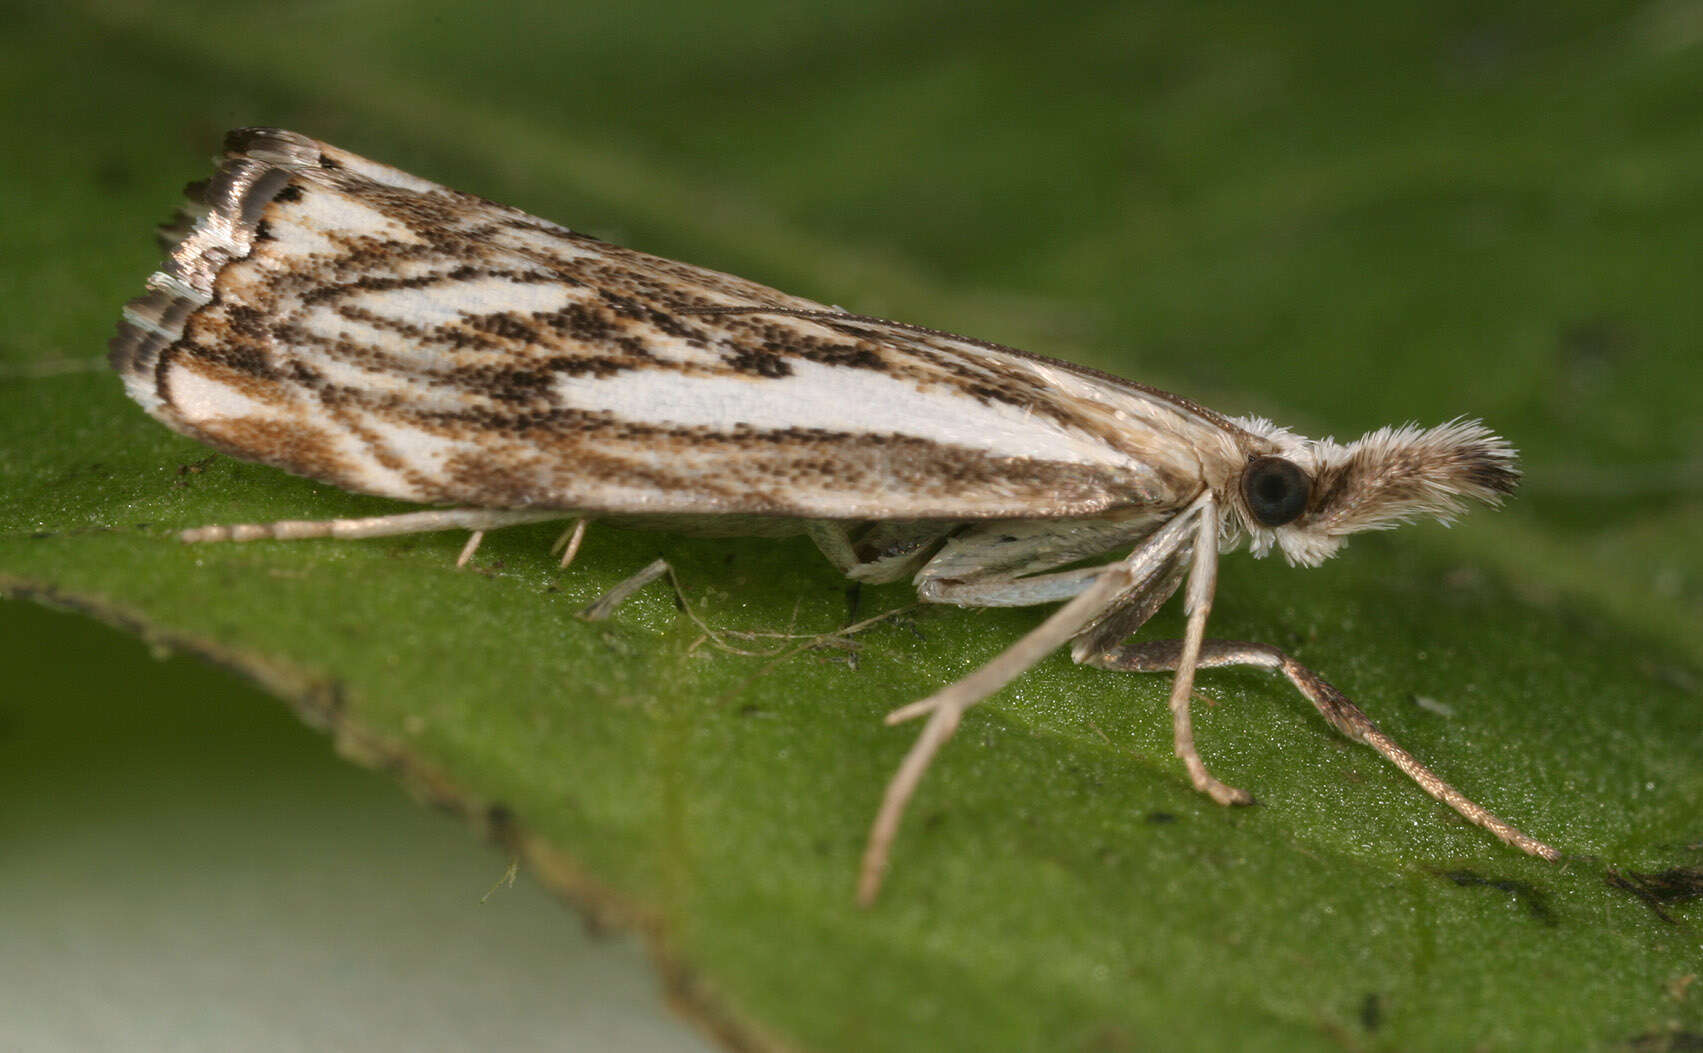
[1241,456,1311,527]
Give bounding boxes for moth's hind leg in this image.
[460,517,587,570]
[1089,638,1561,861]
[808,521,955,584]
[578,558,673,620]
[460,517,585,569]
[584,520,945,627]
[178,508,567,544]
[180,507,574,571]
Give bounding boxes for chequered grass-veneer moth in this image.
[111,128,1561,904]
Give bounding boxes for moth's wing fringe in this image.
[107,129,320,395]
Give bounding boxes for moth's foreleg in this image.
[1084,494,1251,808]
[1090,637,1561,862]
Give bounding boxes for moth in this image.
[112,128,1560,904]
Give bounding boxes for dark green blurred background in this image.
[2,3,1699,1050]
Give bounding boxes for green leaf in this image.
[4,4,1700,1051]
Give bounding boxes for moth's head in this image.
[1228,417,1520,567]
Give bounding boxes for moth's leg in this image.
[917,564,1105,607]
[917,513,1166,594]
[848,522,958,584]
[857,562,1143,905]
[1066,496,1246,806]
[1146,495,1249,806]
[581,520,906,628]
[857,494,1211,906]
[550,518,589,569]
[579,558,671,621]
[456,531,486,568]
[178,508,565,543]
[428,517,580,569]
[808,521,958,585]
[1090,638,1561,861]
[806,522,862,575]
[912,517,1174,609]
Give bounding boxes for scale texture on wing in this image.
[112,128,1229,520]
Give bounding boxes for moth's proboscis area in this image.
[111,128,1557,906]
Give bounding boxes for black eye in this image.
[1241,456,1310,527]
